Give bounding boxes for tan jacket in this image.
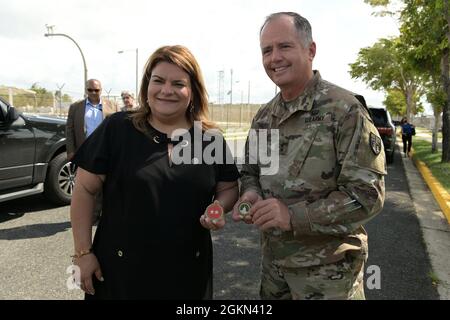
[66,98,118,157]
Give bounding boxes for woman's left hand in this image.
[200,214,225,231]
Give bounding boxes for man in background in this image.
[66,79,118,224]
[66,79,118,161]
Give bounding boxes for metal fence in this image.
[7,97,262,128]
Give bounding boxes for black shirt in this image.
[72,112,239,299]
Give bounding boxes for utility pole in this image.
[247,80,251,125]
[56,83,65,116]
[227,69,233,131]
[219,70,225,123]
[216,70,225,121]
[44,25,88,97]
[230,69,233,105]
[247,80,250,106]
[239,90,244,126]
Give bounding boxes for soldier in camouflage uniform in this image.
[232,12,386,300]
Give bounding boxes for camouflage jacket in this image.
[240,71,387,267]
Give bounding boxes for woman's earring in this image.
[189,102,194,113]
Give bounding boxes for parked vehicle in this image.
[0,97,74,205]
[368,106,396,164]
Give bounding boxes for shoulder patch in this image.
[369,132,382,155]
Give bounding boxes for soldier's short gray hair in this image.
[260,12,313,48]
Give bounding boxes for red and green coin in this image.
[206,202,224,221]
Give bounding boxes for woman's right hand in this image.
[73,253,104,295]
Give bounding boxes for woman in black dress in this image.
[70,45,240,299]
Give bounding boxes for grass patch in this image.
[415,127,442,140]
[412,138,450,192]
[428,271,440,286]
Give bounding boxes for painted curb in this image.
[412,149,450,224]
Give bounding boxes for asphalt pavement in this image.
[364,145,440,299]
[0,195,83,299]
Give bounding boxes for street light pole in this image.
[44,25,88,97]
[118,48,139,101]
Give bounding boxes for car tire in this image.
[387,150,394,164]
[44,152,75,205]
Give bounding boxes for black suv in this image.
[368,107,396,164]
[0,97,75,205]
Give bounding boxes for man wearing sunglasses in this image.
[66,79,118,161]
[66,79,118,224]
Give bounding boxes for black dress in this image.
[72,112,239,300]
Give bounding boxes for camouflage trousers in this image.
[260,253,366,300]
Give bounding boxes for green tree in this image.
[365,0,450,162]
[349,37,423,121]
[400,0,447,154]
[383,89,406,116]
[30,83,54,107]
[0,87,37,108]
[62,94,72,103]
[426,79,445,153]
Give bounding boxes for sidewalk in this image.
[400,141,450,299]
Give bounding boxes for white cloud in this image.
[0,0,404,110]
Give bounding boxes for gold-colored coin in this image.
[238,202,251,219]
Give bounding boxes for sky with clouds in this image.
[0,0,403,110]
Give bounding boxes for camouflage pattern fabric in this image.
[240,71,386,299]
[260,249,366,300]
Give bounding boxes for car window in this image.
[369,109,388,127]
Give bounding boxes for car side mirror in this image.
[6,106,20,123]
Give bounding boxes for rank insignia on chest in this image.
[369,132,382,155]
[205,201,224,222]
[238,202,252,219]
[305,115,325,124]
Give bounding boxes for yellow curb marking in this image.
[411,149,450,224]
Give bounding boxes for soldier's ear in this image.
[308,42,316,60]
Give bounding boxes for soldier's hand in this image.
[67,152,74,161]
[232,191,262,223]
[251,198,292,231]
